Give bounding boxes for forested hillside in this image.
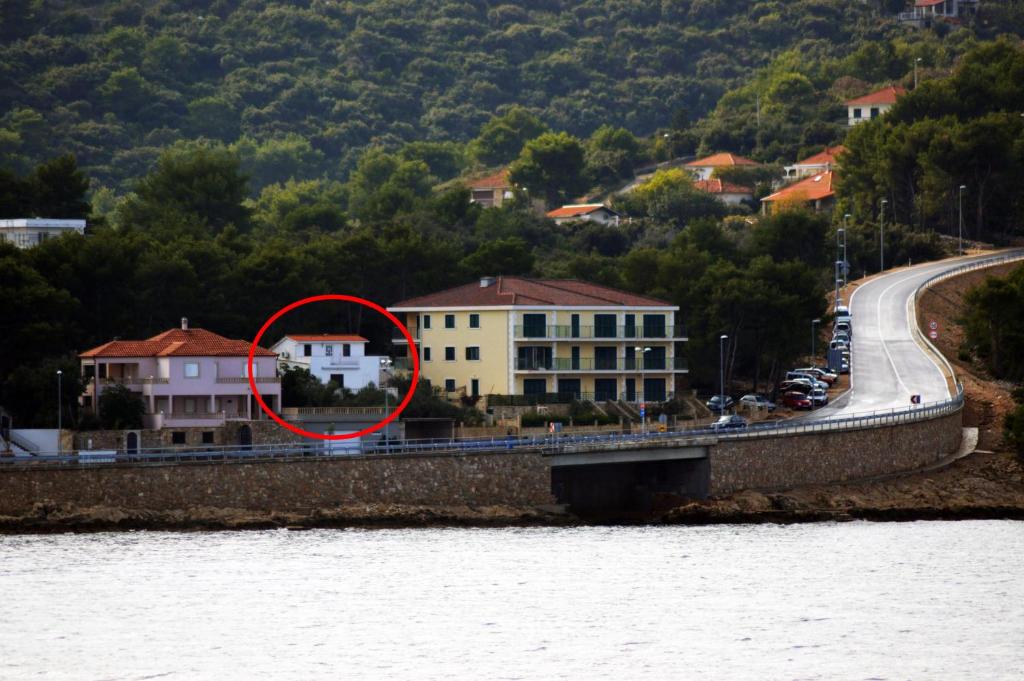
[4,0,1022,194]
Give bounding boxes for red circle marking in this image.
[247,294,420,440]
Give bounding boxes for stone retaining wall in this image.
[0,450,554,515]
[710,408,963,495]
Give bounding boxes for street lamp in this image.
[842,214,851,288]
[811,319,821,362]
[719,335,728,416]
[879,199,888,272]
[635,346,651,433]
[914,57,922,89]
[834,261,843,314]
[380,357,393,448]
[958,184,967,256]
[56,370,62,455]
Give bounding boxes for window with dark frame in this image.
[469,314,480,328]
[444,347,455,361]
[445,314,455,329]
[465,347,480,360]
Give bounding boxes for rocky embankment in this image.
[0,503,575,534]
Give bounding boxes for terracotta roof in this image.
[390,277,674,309]
[694,179,753,195]
[844,86,906,107]
[793,145,846,167]
[762,171,836,204]
[915,0,945,6]
[80,328,276,358]
[466,168,511,190]
[282,334,368,343]
[686,153,759,168]
[545,204,617,219]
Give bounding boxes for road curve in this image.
[812,251,1024,420]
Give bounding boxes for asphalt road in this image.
[812,252,1024,420]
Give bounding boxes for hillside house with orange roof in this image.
[784,146,846,179]
[270,334,385,392]
[466,169,514,208]
[685,153,759,181]
[545,204,620,226]
[845,86,906,126]
[79,318,281,429]
[899,0,978,25]
[760,171,837,215]
[693,179,754,206]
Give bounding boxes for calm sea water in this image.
[1,522,1022,681]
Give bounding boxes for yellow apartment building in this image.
[388,277,687,404]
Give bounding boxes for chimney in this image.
[181,317,189,330]
[480,276,496,288]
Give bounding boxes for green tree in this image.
[509,132,587,208]
[29,154,91,218]
[97,384,145,430]
[469,106,549,167]
[281,366,342,408]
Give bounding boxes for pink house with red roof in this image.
[79,318,281,429]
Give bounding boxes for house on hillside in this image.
[693,179,754,206]
[685,153,759,181]
[271,334,384,393]
[898,0,979,25]
[784,146,846,179]
[79,318,282,430]
[388,276,687,405]
[0,219,85,248]
[761,171,836,215]
[467,169,514,208]
[844,86,906,126]
[545,204,620,226]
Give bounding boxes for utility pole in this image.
[56,370,62,455]
[719,335,728,416]
[880,199,888,272]
[958,184,967,256]
[811,319,821,362]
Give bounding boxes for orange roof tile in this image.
[390,277,673,309]
[844,86,906,107]
[466,168,511,190]
[284,334,368,342]
[545,204,617,219]
[762,171,836,204]
[686,153,759,168]
[80,328,276,358]
[794,145,846,167]
[694,179,753,195]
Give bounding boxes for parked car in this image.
[835,305,852,324]
[739,394,776,412]
[711,414,748,431]
[793,367,837,385]
[809,387,829,407]
[785,372,828,390]
[829,339,849,352]
[834,321,852,338]
[781,391,813,410]
[706,395,735,413]
[779,380,814,395]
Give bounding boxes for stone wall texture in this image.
[0,450,554,515]
[710,409,963,495]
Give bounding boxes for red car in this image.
[781,391,813,410]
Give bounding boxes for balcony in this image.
[215,377,282,384]
[513,324,686,340]
[514,357,687,372]
[487,391,677,406]
[391,328,421,344]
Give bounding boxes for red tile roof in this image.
[390,277,674,309]
[915,0,945,6]
[466,168,511,190]
[545,204,616,219]
[794,145,846,167]
[694,179,753,195]
[844,86,906,107]
[762,171,836,204]
[283,334,368,342]
[80,328,276,358]
[686,153,759,168]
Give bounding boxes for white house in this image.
[545,204,620,226]
[844,86,906,126]
[0,219,85,248]
[684,153,759,181]
[899,0,979,25]
[693,179,754,206]
[272,334,384,392]
[784,146,846,179]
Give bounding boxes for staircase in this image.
[605,400,640,424]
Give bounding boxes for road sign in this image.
[639,403,646,417]
[910,394,922,404]
[929,330,939,340]
[929,320,938,330]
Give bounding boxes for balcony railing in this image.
[514,357,688,371]
[513,324,686,340]
[95,376,170,386]
[487,391,676,406]
[391,328,421,343]
[215,377,282,384]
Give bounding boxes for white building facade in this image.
[272,335,383,392]
[0,219,86,248]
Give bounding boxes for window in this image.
[325,345,333,356]
[330,374,345,389]
[470,379,480,397]
[422,314,432,329]
[624,314,636,338]
[444,347,455,361]
[465,346,480,361]
[853,108,863,119]
[171,431,186,445]
[469,313,480,329]
[184,362,199,378]
[870,107,879,118]
[445,314,455,329]
[594,314,617,338]
[444,379,456,393]
[342,344,351,357]
[522,313,546,338]
[643,314,667,339]
[202,431,215,444]
[423,347,432,362]
[303,344,312,357]
[184,398,196,414]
